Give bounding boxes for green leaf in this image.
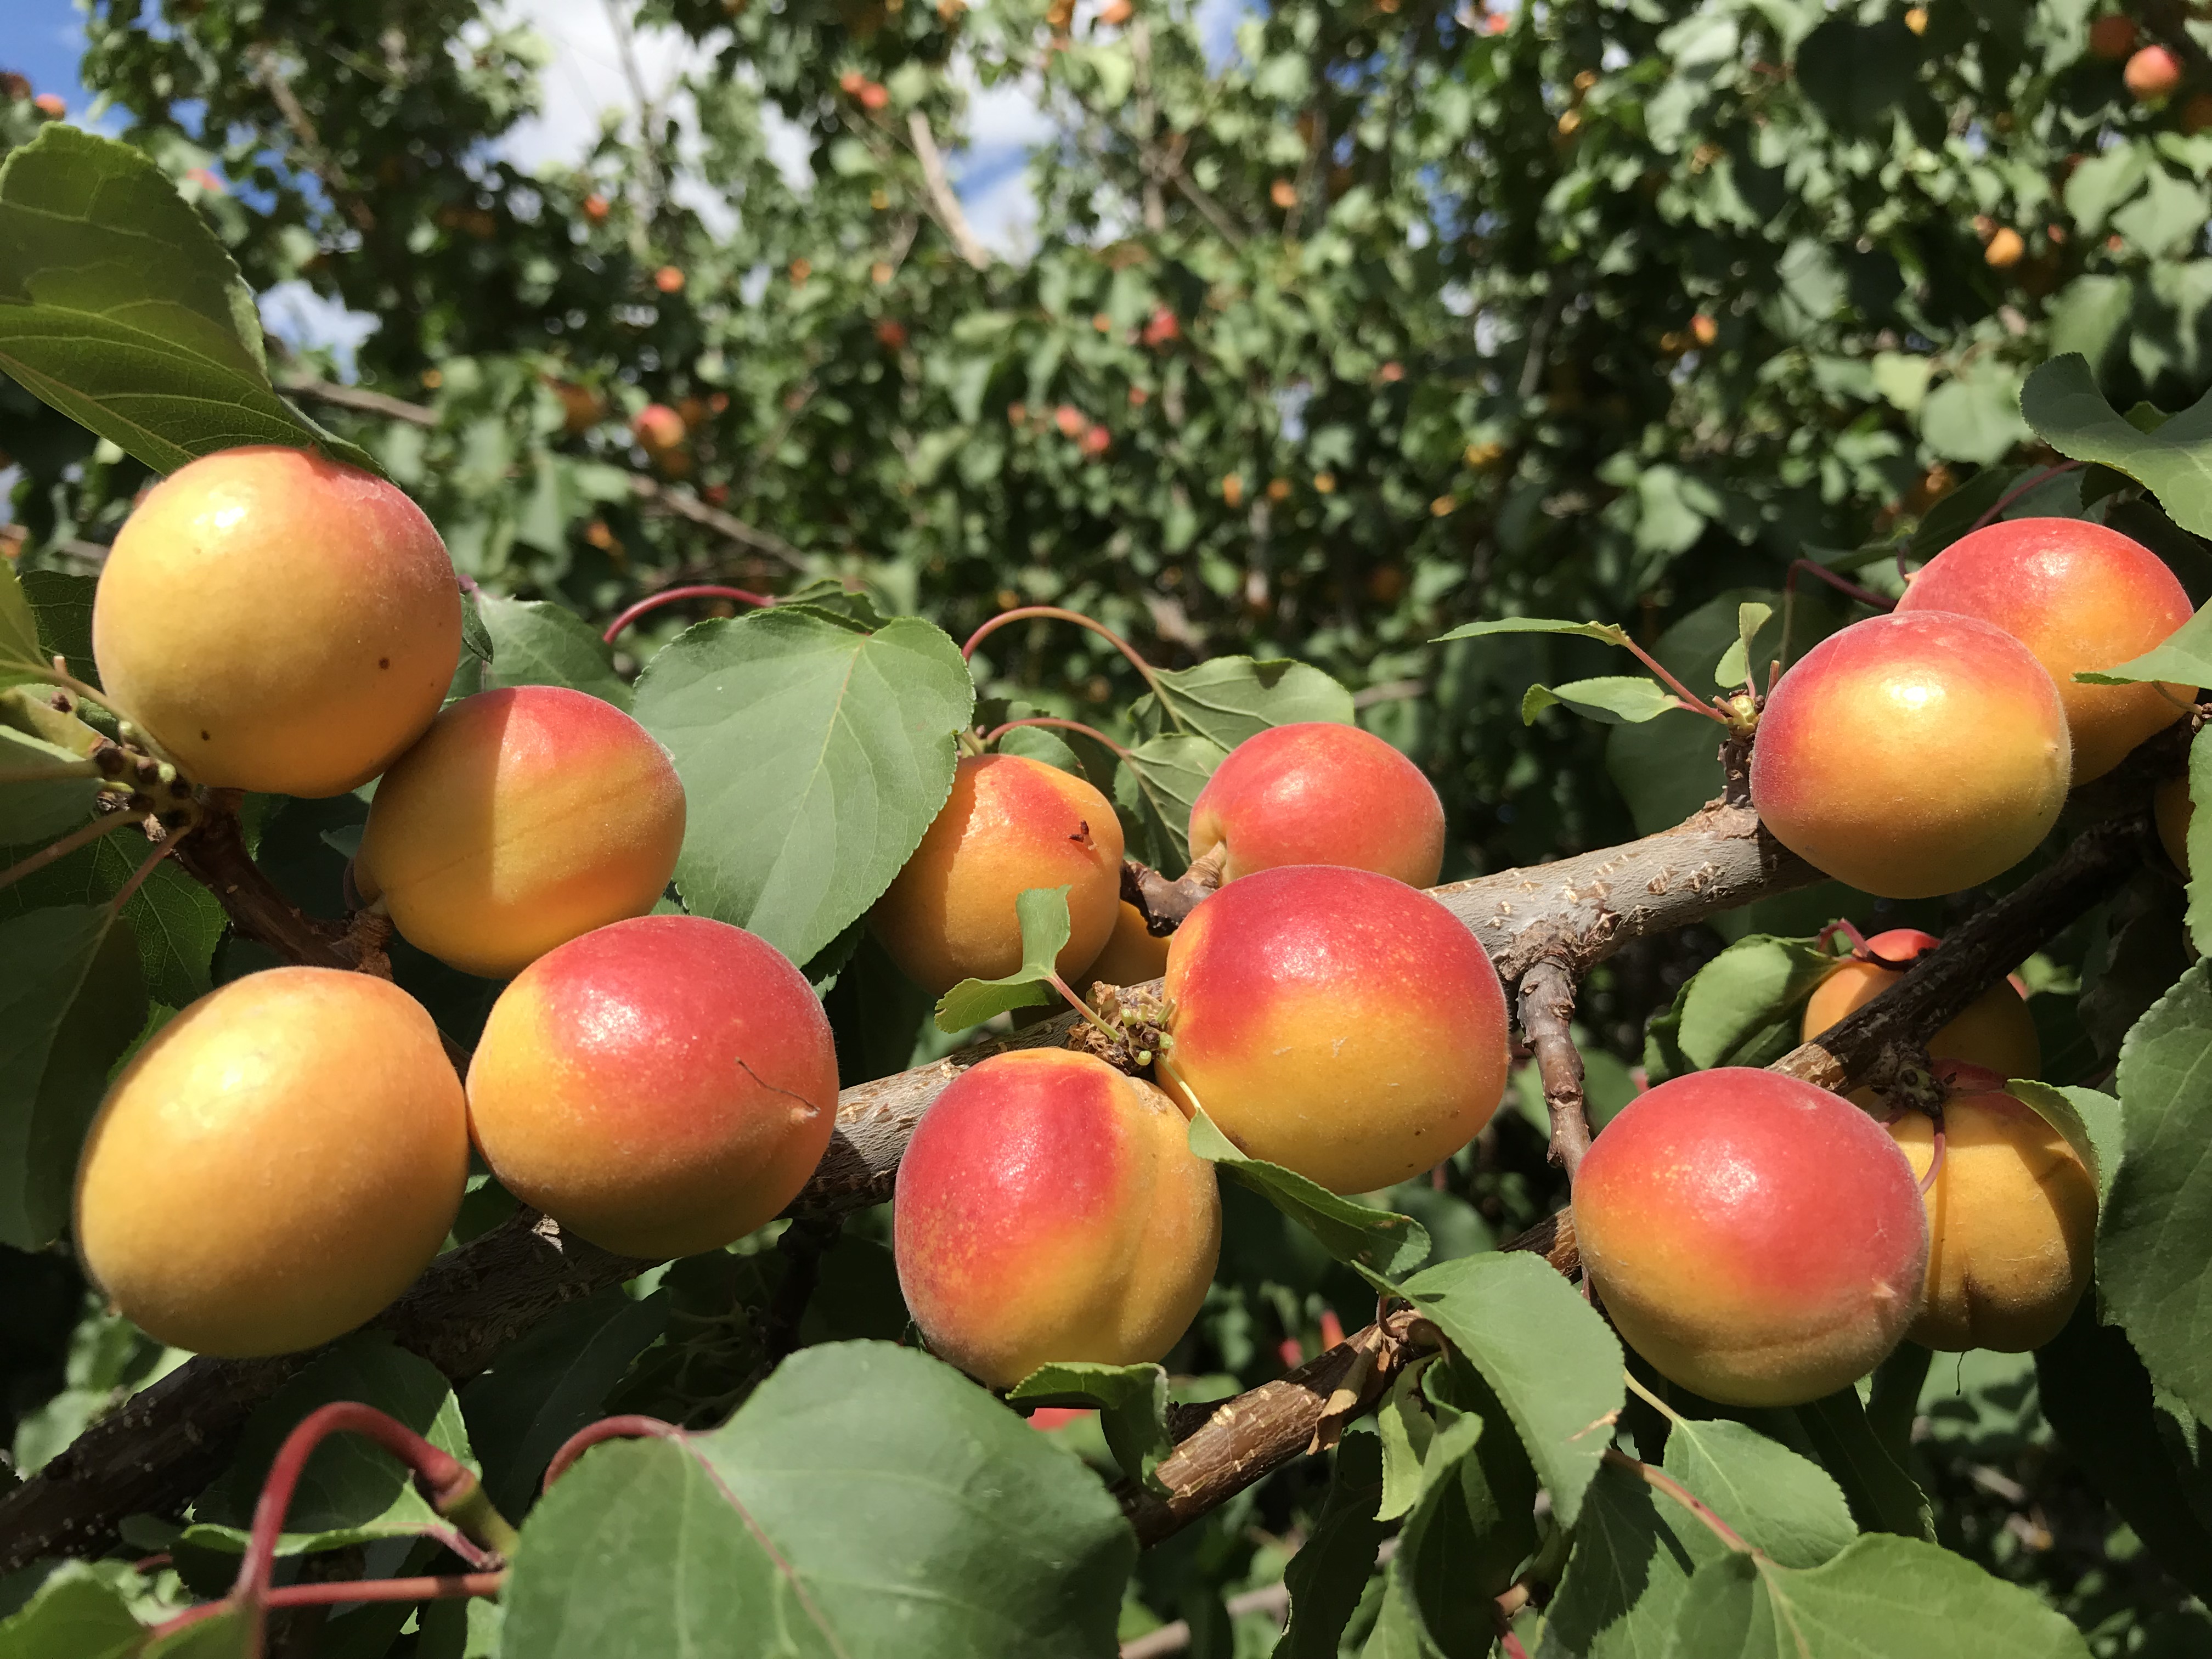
[1397,1251,1624,1526]
[503,1342,1134,1658]
[1126,656,1355,747]
[20,571,98,688]
[0,1562,145,1659]
[475,592,632,709]
[631,610,975,967]
[1273,1432,1389,1659]
[1713,603,1774,690]
[2004,1079,2117,1205]
[1788,1386,1932,1540]
[1007,1360,1173,1492]
[1431,617,1630,646]
[1540,1457,1721,1659]
[0,903,145,1249]
[1118,733,1226,868]
[1397,1361,1542,1628]
[0,726,98,844]
[2191,724,2212,956]
[933,885,1071,1032]
[1647,936,1833,1085]
[2068,600,2212,687]
[1521,676,1685,727]
[460,1287,672,1519]
[1184,1104,1430,1277]
[2097,961,2212,1421]
[137,1603,252,1657]
[1375,1366,1438,1524]
[2019,355,2212,539]
[0,563,47,682]
[1659,1419,1854,1568]
[189,1334,475,1557]
[0,127,371,476]
[1667,1533,2092,1657]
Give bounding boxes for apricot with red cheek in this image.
[467,915,837,1260]
[870,753,1124,995]
[1187,722,1446,887]
[1087,900,1170,990]
[93,446,460,797]
[74,969,467,1357]
[1750,612,2070,898]
[1801,928,2040,1087]
[894,1049,1221,1388]
[1895,518,2194,780]
[1157,865,1510,1193]
[1887,1071,2096,1352]
[1574,1068,1928,1407]
[357,685,685,979]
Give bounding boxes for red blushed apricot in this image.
[895,1049,1219,1388]
[1802,929,2040,1087]
[1157,865,1509,1193]
[1750,612,2070,899]
[1087,900,1171,990]
[467,915,837,1260]
[1896,518,2196,780]
[1575,1068,1928,1407]
[93,446,460,797]
[1888,1071,2096,1352]
[2157,775,2192,875]
[870,754,1124,995]
[75,969,467,1357]
[357,686,685,979]
[1188,722,1446,887]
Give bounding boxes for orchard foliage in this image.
[5,1,2212,1655]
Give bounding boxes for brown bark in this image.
[1518,958,1591,1177]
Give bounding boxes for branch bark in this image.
[905,111,993,272]
[1518,958,1590,1177]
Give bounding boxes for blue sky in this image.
[10,0,89,114]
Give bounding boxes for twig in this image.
[1119,1581,1291,1658]
[169,793,356,970]
[0,810,149,894]
[1517,958,1590,1178]
[246,46,375,234]
[279,376,436,428]
[601,0,666,213]
[906,110,992,270]
[1121,847,1226,934]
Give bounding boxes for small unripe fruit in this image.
[1895,517,2195,781]
[871,753,1125,995]
[1750,612,2070,898]
[357,686,686,979]
[2157,774,2192,874]
[1159,865,1509,1193]
[2125,44,2182,99]
[1087,900,1170,989]
[75,970,467,1357]
[895,1049,1220,1387]
[1188,722,1446,888]
[93,447,461,797]
[468,916,837,1259]
[1888,1068,2097,1352]
[1575,1068,1928,1406]
[1802,928,2040,1085]
[2088,13,2138,59]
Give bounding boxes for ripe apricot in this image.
[468,916,837,1260]
[1895,517,2194,780]
[1802,929,2040,1085]
[1087,900,1170,990]
[1750,612,2070,899]
[1157,865,1509,1193]
[1888,1068,2096,1351]
[2157,774,2192,874]
[74,969,467,1357]
[1575,1068,1928,1407]
[870,753,1124,995]
[1187,722,1446,888]
[894,1049,1220,1387]
[2089,13,2138,58]
[93,447,460,798]
[2126,43,2182,98]
[356,686,685,979]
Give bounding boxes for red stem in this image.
[1785,557,1894,613]
[110,832,183,912]
[962,606,1182,726]
[1601,1448,1752,1553]
[1815,918,1869,956]
[1615,637,1729,726]
[263,1571,505,1610]
[1965,461,2084,536]
[980,716,1134,759]
[542,1414,690,1492]
[1920,1117,1947,1197]
[602,584,775,644]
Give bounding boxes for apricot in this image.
[1574,1068,1928,1407]
[1156,865,1510,1193]
[2089,13,2138,59]
[1887,1070,2096,1352]
[467,916,837,1260]
[1895,517,2195,780]
[870,753,1124,995]
[1187,722,1446,888]
[1750,612,2070,899]
[2125,43,2182,99]
[74,969,467,1357]
[92,446,460,798]
[2157,774,2192,874]
[894,1049,1220,1387]
[1086,900,1170,990]
[1801,929,2040,1086]
[356,686,685,979]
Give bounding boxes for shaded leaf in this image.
[0,726,98,844]
[475,592,631,709]
[1660,1419,1854,1568]
[2190,723,2212,957]
[1645,936,1833,1086]
[0,1562,145,1659]
[1184,1103,1430,1278]
[2019,355,2212,540]
[1273,1432,1389,1659]
[1789,1386,1932,1540]
[2006,1080,2117,1205]
[1537,1460,1720,1659]
[1008,1360,1173,1492]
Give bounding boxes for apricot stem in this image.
[542,1414,690,1492]
[1046,969,1129,1047]
[963,606,1189,732]
[1963,461,2083,535]
[1815,918,1869,957]
[981,716,1135,759]
[601,583,775,643]
[1612,637,1730,726]
[0,809,150,894]
[1600,1447,1752,1554]
[1919,1116,1946,1196]
[1620,1368,1681,1425]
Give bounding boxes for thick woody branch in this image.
[906,111,993,272]
[1518,958,1590,1177]
[1121,847,1226,935]
[171,793,354,970]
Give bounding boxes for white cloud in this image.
[259,279,380,381]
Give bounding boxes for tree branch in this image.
[246,46,375,235]
[170,793,355,970]
[1518,958,1590,1177]
[905,111,992,272]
